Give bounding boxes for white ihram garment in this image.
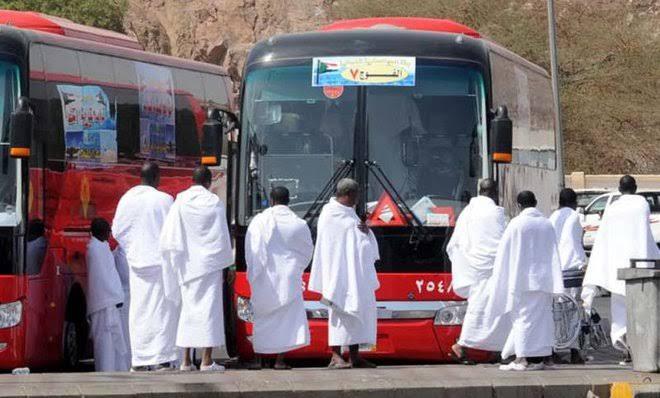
[308,198,380,347]
[86,237,129,372]
[246,205,313,354]
[446,196,509,351]
[113,247,131,364]
[484,208,563,359]
[582,195,660,351]
[549,207,587,350]
[112,185,179,367]
[549,207,587,273]
[160,185,233,348]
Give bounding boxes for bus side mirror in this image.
[490,105,512,164]
[201,108,239,166]
[10,97,33,158]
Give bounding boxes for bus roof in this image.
[322,17,481,38]
[0,10,141,50]
[246,28,489,71]
[0,24,227,76]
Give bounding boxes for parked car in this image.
[580,190,660,250]
[575,189,610,212]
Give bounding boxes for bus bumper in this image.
[235,314,493,363]
[0,325,25,369]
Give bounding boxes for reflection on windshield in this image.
[0,61,20,226]
[366,65,485,226]
[241,62,487,225]
[240,65,356,220]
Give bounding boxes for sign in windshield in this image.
[312,56,416,87]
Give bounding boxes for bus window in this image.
[366,63,485,217]
[42,46,81,80]
[112,58,140,162]
[490,51,556,170]
[173,69,204,159]
[202,73,229,108]
[239,63,357,221]
[79,52,114,86]
[0,61,21,228]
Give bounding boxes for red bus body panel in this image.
[233,272,492,362]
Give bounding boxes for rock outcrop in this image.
[124,0,334,92]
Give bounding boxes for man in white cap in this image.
[87,218,129,372]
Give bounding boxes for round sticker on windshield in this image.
[323,86,344,99]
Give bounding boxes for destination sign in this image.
[312,56,416,87]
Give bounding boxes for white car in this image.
[580,191,660,250]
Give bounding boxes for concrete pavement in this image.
[1,364,659,397]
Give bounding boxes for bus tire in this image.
[62,285,88,370]
[62,321,80,369]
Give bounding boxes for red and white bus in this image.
[0,11,233,369]
[223,18,561,362]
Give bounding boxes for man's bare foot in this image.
[350,357,377,368]
[451,343,465,359]
[246,356,262,370]
[328,357,351,369]
[274,361,292,370]
[570,349,585,365]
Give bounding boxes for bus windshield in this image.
[366,64,486,223]
[240,63,357,220]
[239,61,486,224]
[0,61,20,227]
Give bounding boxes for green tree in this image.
[2,0,127,33]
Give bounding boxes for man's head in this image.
[517,190,537,210]
[336,178,359,207]
[91,218,111,242]
[559,188,578,210]
[141,162,160,188]
[270,186,290,206]
[192,166,212,189]
[619,175,637,195]
[478,178,498,201]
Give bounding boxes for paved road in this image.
[1,364,658,397]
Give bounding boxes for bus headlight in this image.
[0,300,22,329]
[236,296,253,323]
[434,302,467,326]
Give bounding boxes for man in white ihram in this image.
[245,186,313,369]
[87,218,129,372]
[309,178,380,369]
[582,175,660,360]
[112,162,178,371]
[160,166,233,372]
[486,191,563,371]
[549,188,587,364]
[446,178,508,363]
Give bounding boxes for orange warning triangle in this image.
[368,192,408,227]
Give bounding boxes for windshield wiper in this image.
[364,160,430,244]
[304,159,354,226]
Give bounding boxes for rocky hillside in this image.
[122,0,659,174]
[124,0,334,90]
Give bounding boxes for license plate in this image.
[359,344,377,352]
